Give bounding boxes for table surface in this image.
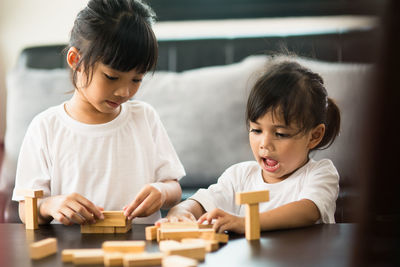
[0,223,356,267]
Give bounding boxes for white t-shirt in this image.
[12,100,185,223]
[190,159,339,223]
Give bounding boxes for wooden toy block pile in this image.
[81,211,132,234]
[22,187,269,266]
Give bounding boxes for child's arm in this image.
[123,179,182,220]
[18,193,104,225]
[259,199,320,230]
[198,199,320,233]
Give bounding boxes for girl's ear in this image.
[308,124,325,149]
[66,47,80,70]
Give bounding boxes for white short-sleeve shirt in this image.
[12,100,185,223]
[190,159,339,223]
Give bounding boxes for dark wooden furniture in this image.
[0,223,355,266]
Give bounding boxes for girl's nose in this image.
[260,134,274,151]
[114,86,131,97]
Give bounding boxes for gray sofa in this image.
[0,47,372,223]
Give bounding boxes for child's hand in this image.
[124,184,165,220]
[40,193,104,226]
[155,206,197,226]
[198,208,245,234]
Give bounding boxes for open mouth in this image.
[262,157,280,172]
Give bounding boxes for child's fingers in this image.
[124,189,150,218]
[197,213,209,224]
[74,194,104,220]
[58,207,83,225]
[53,211,73,226]
[67,201,95,223]
[155,218,169,226]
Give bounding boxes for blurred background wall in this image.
[0,0,385,143]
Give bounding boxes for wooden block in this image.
[123,252,163,267]
[164,243,206,261]
[145,225,158,240]
[62,249,100,262]
[115,222,132,233]
[160,221,213,230]
[94,211,127,227]
[25,197,38,230]
[181,238,219,252]
[157,227,161,242]
[159,228,215,241]
[162,255,198,267]
[102,240,145,253]
[72,249,104,265]
[16,189,44,198]
[245,203,260,240]
[104,252,124,267]
[159,240,181,252]
[29,238,57,260]
[81,224,108,234]
[235,190,269,205]
[200,232,229,243]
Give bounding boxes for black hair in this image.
[246,59,341,150]
[66,0,158,88]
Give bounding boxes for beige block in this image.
[123,252,163,267]
[62,249,100,262]
[94,211,127,227]
[200,232,229,243]
[25,197,38,230]
[29,238,57,260]
[16,189,44,198]
[81,224,107,234]
[115,222,132,233]
[159,240,181,252]
[72,249,104,265]
[181,238,219,252]
[145,226,158,240]
[164,243,206,261]
[235,190,269,205]
[159,228,215,241]
[102,241,145,253]
[245,203,260,240]
[104,252,124,267]
[162,255,198,267]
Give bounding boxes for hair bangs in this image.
[99,13,157,73]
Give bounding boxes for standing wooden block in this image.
[145,225,158,240]
[235,190,269,241]
[29,238,57,260]
[102,240,145,253]
[17,189,44,230]
[25,197,38,230]
[162,255,198,267]
[123,252,163,267]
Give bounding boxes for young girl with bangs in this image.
[12,0,185,225]
[163,59,341,233]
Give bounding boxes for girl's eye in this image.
[104,73,118,80]
[276,132,290,138]
[250,128,262,134]
[132,78,142,83]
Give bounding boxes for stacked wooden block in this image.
[81,211,132,234]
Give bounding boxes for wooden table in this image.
[0,223,356,266]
